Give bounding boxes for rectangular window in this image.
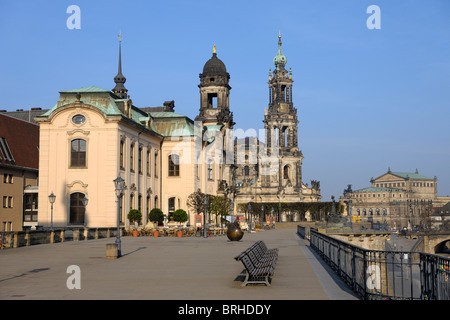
[130,144,135,172]
[120,140,125,170]
[71,139,86,167]
[130,194,134,211]
[168,154,180,176]
[147,150,151,176]
[2,196,6,208]
[138,146,143,174]
[8,196,13,208]
[154,152,159,178]
[23,193,38,222]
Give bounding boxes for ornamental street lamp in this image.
[48,192,56,230]
[82,195,88,227]
[114,175,125,257]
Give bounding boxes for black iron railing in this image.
[297,225,449,300]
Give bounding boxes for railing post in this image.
[25,231,30,246]
[363,250,368,300]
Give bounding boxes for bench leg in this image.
[241,273,271,287]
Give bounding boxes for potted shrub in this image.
[149,208,164,237]
[255,224,260,232]
[173,209,188,237]
[128,209,142,237]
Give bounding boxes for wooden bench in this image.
[234,240,279,287]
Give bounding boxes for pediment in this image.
[373,173,406,182]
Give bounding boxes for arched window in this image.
[168,154,180,176]
[71,139,86,167]
[69,192,86,225]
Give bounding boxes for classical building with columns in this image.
[340,168,450,230]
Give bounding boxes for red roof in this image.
[0,114,39,170]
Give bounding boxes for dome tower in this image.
[195,45,233,127]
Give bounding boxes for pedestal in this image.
[106,243,118,259]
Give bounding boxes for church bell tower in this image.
[195,45,234,128]
[264,32,299,152]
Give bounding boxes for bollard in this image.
[106,243,118,259]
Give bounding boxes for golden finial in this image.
[118,30,122,42]
[278,30,281,38]
[213,44,216,54]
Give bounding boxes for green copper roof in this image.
[390,172,434,180]
[60,86,111,93]
[273,34,287,70]
[148,112,187,118]
[39,86,132,121]
[149,113,195,137]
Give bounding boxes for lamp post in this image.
[203,196,208,238]
[48,192,56,230]
[247,203,251,233]
[271,207,274,227]
[114,175,125,257]
[82,195,88,227]
[261,205,264,229]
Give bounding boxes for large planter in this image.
[176,230,183,238]
[153,230,159,237]
[132,230,139,237]
[226,222,244,241]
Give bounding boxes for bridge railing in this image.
[297,225,450,300]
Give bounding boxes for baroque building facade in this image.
[33,34,320,229]
[340,168,450,230]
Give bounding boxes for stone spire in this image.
[112,32,128,99]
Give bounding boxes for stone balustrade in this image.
[0,227,124,249]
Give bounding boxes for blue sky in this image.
[1,0,449,201]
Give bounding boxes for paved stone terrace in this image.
[0,226,358,300]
